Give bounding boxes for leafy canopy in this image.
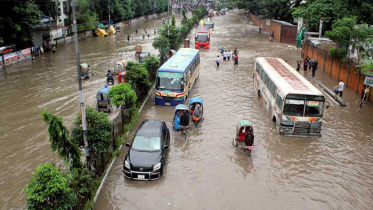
[25,164,76,210]
[126,62,152,97]
[108,83,138,109]
[71,107,112,153]
[41,109,82,169]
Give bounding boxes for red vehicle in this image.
[195,25,210,49]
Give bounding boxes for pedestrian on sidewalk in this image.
[227,51,231,61]
[234,54,238,65]
[223,51,227,61]
[216,55,221,67]
[296,60,301,71]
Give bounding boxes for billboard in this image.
[3,48,32,65]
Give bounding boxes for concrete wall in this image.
[249,13,296,45]
[303,42,373,101]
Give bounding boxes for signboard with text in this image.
[3,48,32,66]
[364,75,373,87]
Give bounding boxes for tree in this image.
[25,164,76,210]
[108,83,138,110]
[0,1,40,47]
[69,168,94,208]
[76,0,99,31]
[171,14,176,26]
[126,62,152,98]
[41,109,82,169]
[143,56,161,81]
[34,0,59,21]
[357,58,373,75]
[325,17,373,64]
[153,35,170,63]
[71,107,112,154]
[160,24,180,50]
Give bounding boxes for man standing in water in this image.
[234,54,238,65]
[234,47,238,56]
[127,34,130,42]
[216,55,221,67]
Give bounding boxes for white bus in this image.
[253,57,325,136]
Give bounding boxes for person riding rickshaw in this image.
[96,85,112,112]
[173,104,190,140]
[189,97,203,124]
[233,120,255,156]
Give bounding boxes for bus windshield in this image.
[196,34,209,42]
[284,99,324,117]
[156,72,184,91]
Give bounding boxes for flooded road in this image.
[95,12,373,210]
[0,15,168,208]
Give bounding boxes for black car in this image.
[123,120,170,180]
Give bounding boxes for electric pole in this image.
[72,0,89,168]
[108,0,111,24]
[168,0,170,38]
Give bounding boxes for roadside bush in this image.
[143,56,161,82]
[71,107,112,154]
[25,164,76,210]
[125,61,152,98]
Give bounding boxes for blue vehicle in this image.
[189,97,204,123]
[96,85,112,112]
[155,48,200,106]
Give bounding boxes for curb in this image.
[312,78,347,107]
[93,85,155,203]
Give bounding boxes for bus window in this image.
[305,101,324,117]
[276,93,283,110]
[156,72,184,91]
[284,99,305,116]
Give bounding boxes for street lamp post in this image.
[72,0,89,168]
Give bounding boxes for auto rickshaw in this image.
[139,52,151,64]
[173,104,190,140]
[189,97,203,125]
[113,60,126,74]
[118,71,126,83]
[184,39,190,48]
[80,63,90,80]
[96,85,112,112]
[135,45,142,57]
[233,120,254,152]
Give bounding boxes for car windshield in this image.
[196,34,209,42]
[305,101,324,117]
[156,72,184,91]
[131,136,161,151]
[283,99,305,116]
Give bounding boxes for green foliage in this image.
[25,164,76,210]
[108,83,138,109]
[329,48,348,58]
[143,56,161,81]
[41,110,82,169]
[76,0,99,31]
[94,0,134,21]
[34,0,58,20]
[153,35,170,63]
[0,1,40,47]
[71,107,112,153]
[293,0,373,32]
[357,57,373,75]
[126,61,152,97]
[172,14,176,26]
[326,17,373,62]
[160,24,180,50]
[69,168,94,207]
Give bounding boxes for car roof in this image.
[136,120,164,137]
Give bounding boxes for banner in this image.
[3,48,32,65]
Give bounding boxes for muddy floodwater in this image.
[1,11,373,209]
